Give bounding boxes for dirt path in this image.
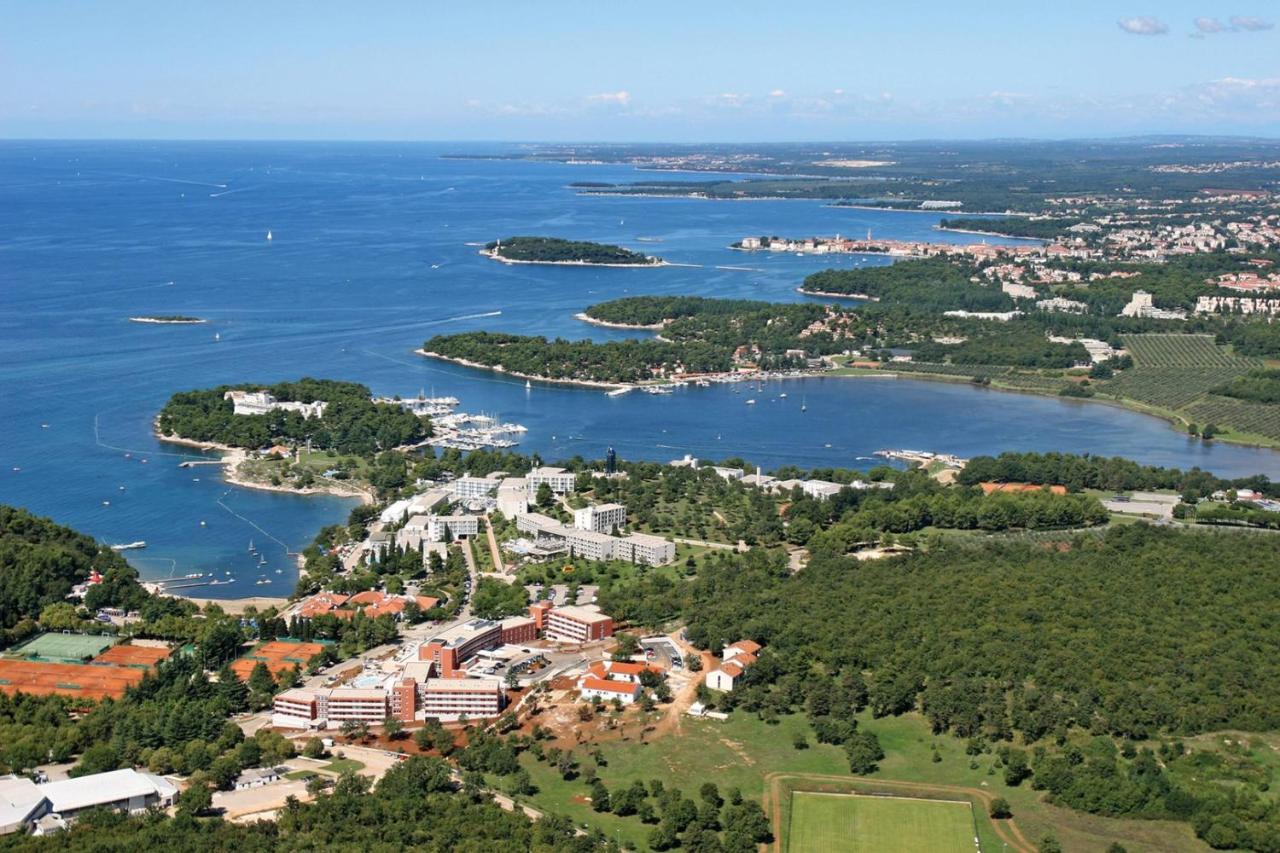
[762,772,1035,853]
[484,515,505,574]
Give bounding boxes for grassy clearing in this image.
[321,757,365,775]
[788,792,975,853]
[509,709,1208,852]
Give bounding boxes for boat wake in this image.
[215,490,293,555]
[93,413,198,460]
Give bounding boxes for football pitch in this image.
[788,792,977,853]
[6,632,116,662]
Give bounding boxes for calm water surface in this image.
[3,141,1276,596]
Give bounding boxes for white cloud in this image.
[1230,15,1274,31]
[1117,16,1169,35]
[585,90,630,106]
[1194,17,1223,33]
[768,89,787,98]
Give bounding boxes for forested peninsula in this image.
[423,299,850,384]
[156,378,429,455]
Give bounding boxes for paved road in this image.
[670,536,743,552]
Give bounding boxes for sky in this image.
[2,1,1279,141]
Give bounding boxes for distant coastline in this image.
[827,203,1029,217]
[934,225,1040,240]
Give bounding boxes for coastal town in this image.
[9,27,1280,847]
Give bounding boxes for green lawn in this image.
[788,792,975,853]
[321,757,365,775]
[7,632,116,662]
[508,709,1206,853]
[512,714,849,849]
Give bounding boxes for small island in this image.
[128,315,207,325]
[482,236,663,266]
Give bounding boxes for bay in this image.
[2,141,1276,597]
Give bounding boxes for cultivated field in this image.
[787,792,976,853]
[6,632,116,662]
[1096,334,1280,444]
[1123,334,1259,370]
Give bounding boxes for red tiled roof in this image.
[581,677,639,695]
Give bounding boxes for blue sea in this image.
[3,141,1278,597]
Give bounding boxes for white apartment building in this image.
[496,477,529,517]
[526,466,577,494]
[418,677,505,720]
[1001,281,1037,300]
[563,528,616,561]
[573,502,627,534]
[399,514,479,546]
[545,604,613,643]
[324,688,389,724]
[451,476,496,500]
[272,688,324,729]
[223,390,328,419]
[802,480,844,500]
[616,532,676,566]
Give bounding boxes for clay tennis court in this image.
[230,640,327,680]
[0,659,147,700]
[92,644,173,667]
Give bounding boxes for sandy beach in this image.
[182,595,290,614]
[797,288,878,301]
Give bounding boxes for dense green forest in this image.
[939,217,1079,239]
[2,756,602,852]
[157,378,428,455]
[0,507,150,643]
[582,295,772,327]
[912,324,1089,368]
[801,258,1015,313]
[424,331,734,383]
[487,235,659,265]
[601,524,1280,850]
[958,451,1277,497]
